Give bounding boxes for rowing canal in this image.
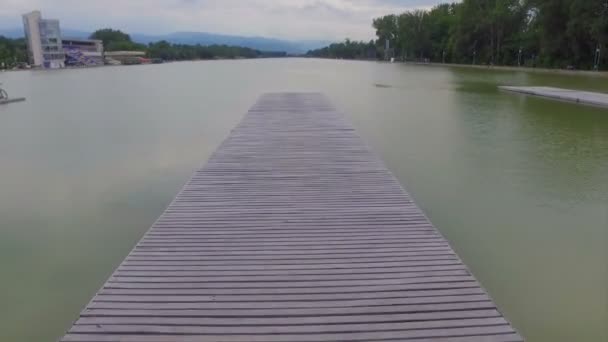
[0,58,606,342]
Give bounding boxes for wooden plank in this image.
[60,93,522,341]
[94,287,486,301]
[88,294,491,309]
[70,317,508,334]
[111,269,470,280]
[116,265,468,275]
[73,309,502,325]
[100,282,483,294]
[62,327,519,342]
[80,301,499,317]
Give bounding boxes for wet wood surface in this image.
[61,93,522,342]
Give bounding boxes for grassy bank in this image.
[404,61,608,78]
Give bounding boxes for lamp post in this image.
[594,45,601,71]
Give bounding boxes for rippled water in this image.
[0,59,606,341]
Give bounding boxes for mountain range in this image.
[0,28,331,54]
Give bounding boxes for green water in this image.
[0,59,606,342]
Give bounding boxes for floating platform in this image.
[0,97,26,105]
[500,86,608,108]
[60,93,522,342]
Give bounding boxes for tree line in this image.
[306,39,379,59]
[0,28,285,69]
[0,36,27,68]
[91,29,286,60]
[309,0,608,70]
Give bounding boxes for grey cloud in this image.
[1,0,446,40]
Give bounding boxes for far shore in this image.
[3,57,608,79]
[303,56,608,78]
[0,56,288,73]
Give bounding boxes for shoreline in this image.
[401,61,608,78]
[3,57,608,78]
[0,56,287,73]
[302,57,608,77]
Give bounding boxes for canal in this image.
[0,59,606,341]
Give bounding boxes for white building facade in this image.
[22,11,65,68]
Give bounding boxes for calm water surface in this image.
[0,59,606,342]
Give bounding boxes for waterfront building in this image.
[22,11,65,68]
[62,38,104,66]
[22,10,105,68]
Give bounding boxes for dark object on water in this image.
[0,87,7,100]
[0,83,25,105]
[0,97,26,105]
[374,83,392,88]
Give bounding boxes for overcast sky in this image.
[0,0,446,40]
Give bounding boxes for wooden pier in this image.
[61,93,522,342]
[500,86,608,108]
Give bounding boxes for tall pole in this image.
[594,45,601,71]
[385,39,390,61]
[472,40,477,66]
[518,47,522,67]
[599,0,608,70]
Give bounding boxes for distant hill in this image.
[0,28,331,54]
[0,28,25,38]
[131,32,330,54]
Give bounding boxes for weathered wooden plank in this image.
[100,282,483,295]
[107,275,476,286]
[139,235,442,243]
[60,93,521,342]
[88,294,490,309]
[125,248,454,257]
[62,327,519,342]
[129,243,451,252]
[119,260,464,270]
[144,229,437,236]
[125,252,456,261]
[80,301,499,317]
[112,267,468,277]
[73,309,502,326]
[116,264,467,274]
[71,317,508,334]
[123,254,457,263]
[94,287,485,301]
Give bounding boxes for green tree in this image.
[356,0,605,69]
[146,41,278,61]
[373,15,400,56]
[91,28,283,59]
[90,29,146,51]
[0,36,27,68]
[90,29,132,48]
[306,40,377,59]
